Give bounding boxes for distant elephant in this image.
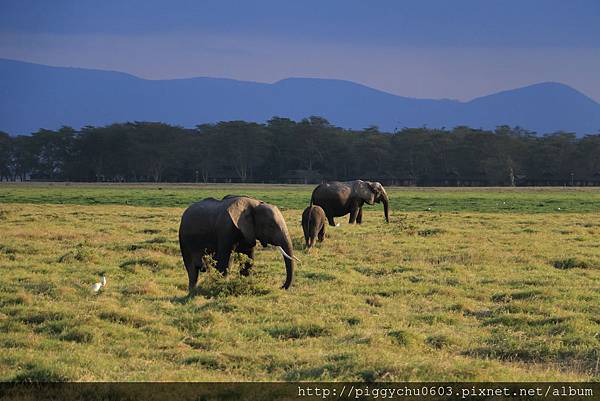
[178,195,296,292]
[301,205,326,248]
[310,180,389,226]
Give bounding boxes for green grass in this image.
[2,183,600,212]
[0,184,599,381]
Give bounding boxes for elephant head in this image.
[226,197,294,289]
[353,180,390,223]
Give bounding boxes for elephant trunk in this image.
[282,252,294,290]
[381,193,390,223]
[274,234,294,289]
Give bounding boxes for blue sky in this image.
[1,0,599,101]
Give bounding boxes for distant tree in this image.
[266,117,299,180]
[192,125,222,182]
[210,121,271,182]
[10,136,37,181]
[574,134,600,182]
[1,118,599,186]
[0,132,11,181]
[128,122,186,182]
[293,116,332,172]
[27,127,76,179]
[353,130,391,178]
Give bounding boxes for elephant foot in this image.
[188,286,198,297]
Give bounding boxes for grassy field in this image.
[2,182,600,212]
[0,183,599,381]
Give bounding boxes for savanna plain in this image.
[0,184,599,381]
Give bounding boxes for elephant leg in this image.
[180,238,200,293]
[307,223,318,248]
[317,224,325,242]
[356,207,363,224]
[348,207,359,224]
[326,213,336,227]
[237,245,255,276]
[182,247,198,293]
[186,266,198,293]
[303,224,310,248]
[215,243,233,276]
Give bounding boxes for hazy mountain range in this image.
[1,58,599,136]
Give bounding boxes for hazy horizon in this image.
[1,1,599,102]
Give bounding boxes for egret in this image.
[92,275,107,293]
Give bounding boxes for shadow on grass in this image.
[171,269,271,303]
[552,257,595,270]
[266,323,329,340]
[12,364,69,382]
[170,293,194,305]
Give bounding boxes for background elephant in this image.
[310,180,389,226]
[301,205,326,248]
[178,195,295,292]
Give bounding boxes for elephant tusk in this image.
[277,246,301,263]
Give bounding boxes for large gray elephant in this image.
[310,180,389,226]
[178,195,296,292]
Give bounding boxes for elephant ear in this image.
[227,198,256,242]
[354,180,376,205]
[369,181,386,200]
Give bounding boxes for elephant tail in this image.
[309,185,319,207]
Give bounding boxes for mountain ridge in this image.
[1,58,599,135]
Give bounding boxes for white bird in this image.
[92,275,107,293]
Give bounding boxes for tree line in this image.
[1,117,599,186]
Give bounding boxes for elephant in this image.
[301,205,326,248]
[178,195,296,292]
[310,180,389,226]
